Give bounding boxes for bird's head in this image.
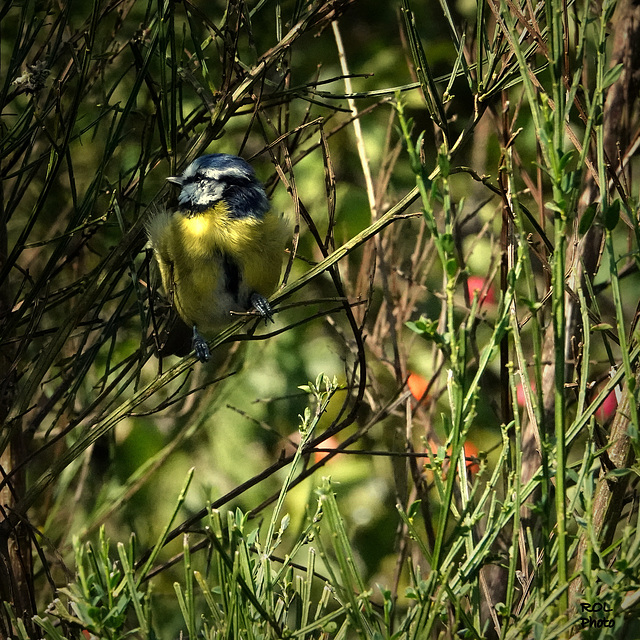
[167,154,270,219]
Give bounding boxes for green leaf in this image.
[605,467,633,480]
[591,322,614,332]
[545,200,564,214]
[560,171,578,194]
[406,317,446,346]
[407,500,422,519]
[578,203,598,234]
[520,298,542,312]
[597,570,615,586]
[440,232,455,254]
[438,147,451,177]
[558,149,575,171]
[603,63,623,89]
[406,317,431,334]
[604,199,620,230]
[594,103,604,125]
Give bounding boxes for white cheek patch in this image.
[179,181,224,207]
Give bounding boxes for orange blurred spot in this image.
[313,435,340,464]
[425,438,479,477]
[408,372,429,405]
[463,441,480,475]
[286,432,339,464]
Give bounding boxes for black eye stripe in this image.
[181,173,251,187]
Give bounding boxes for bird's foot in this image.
[191,326,210,362]
[250,293,274,324]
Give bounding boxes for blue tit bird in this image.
[146,154,288,362]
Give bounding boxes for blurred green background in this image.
[2,0,640,636]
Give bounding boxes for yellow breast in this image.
[149,203,288,332]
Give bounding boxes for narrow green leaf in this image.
[605,467,633,479]
[602,63,623,89]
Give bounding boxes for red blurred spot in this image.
[595,389,617,422]
[466,276,496,306]
[516,382,535,408]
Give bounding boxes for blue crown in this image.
[168,154,270,219]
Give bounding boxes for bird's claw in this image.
[250,293,274,324]
[192,326,210,362]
